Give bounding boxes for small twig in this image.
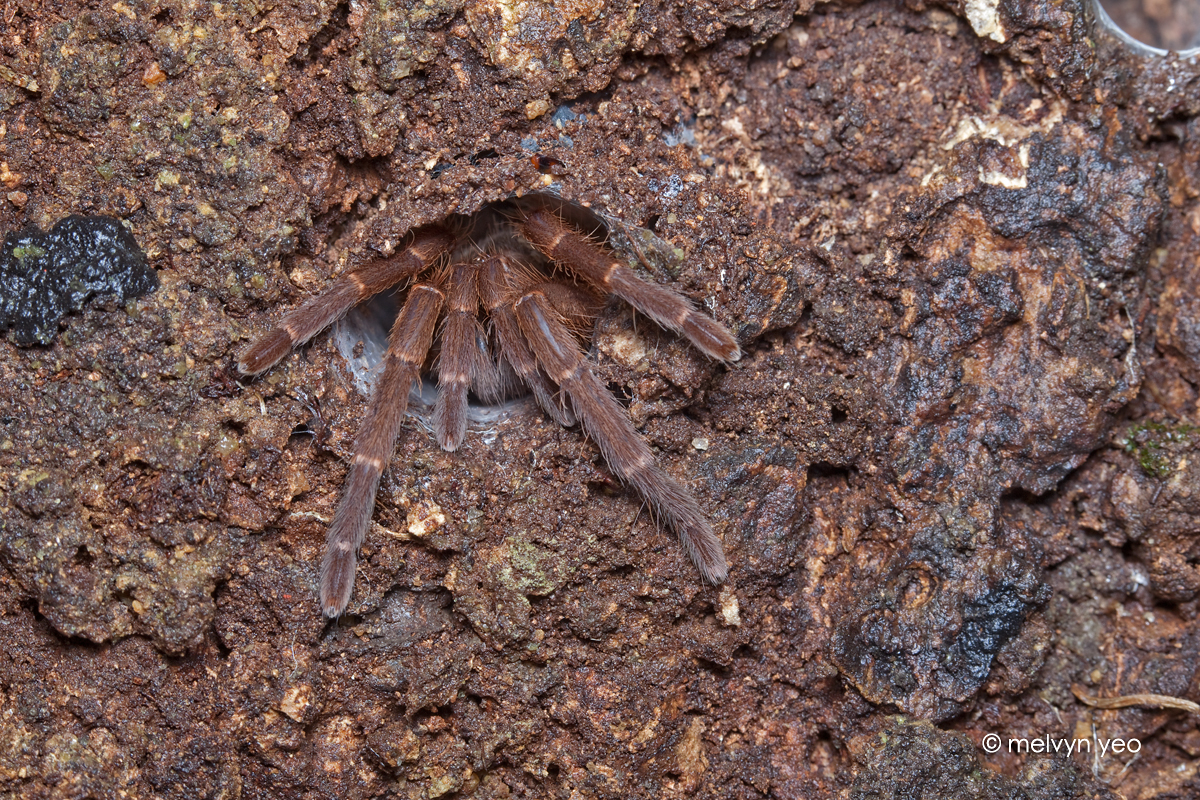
[629,500,647,535]
[286,631,302,682]
[1116,751,1141,785]
[1072,684,1200,714]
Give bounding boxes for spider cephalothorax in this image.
[238,195,740,617]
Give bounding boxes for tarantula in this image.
[238,196,740,617]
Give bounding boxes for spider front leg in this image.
[433,258,496,451]
[479,254,576,426]
[238,227,454,376]
[517,209,740,363]
[512,289,729,584]
[320,278,445,618]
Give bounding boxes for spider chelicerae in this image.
[238,195,740,617]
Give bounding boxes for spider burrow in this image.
[238,195,740,618]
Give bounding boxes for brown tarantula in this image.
[238,196,739,617]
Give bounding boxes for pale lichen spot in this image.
[718,586,741,627]
[279,684,313,722]
[965,0,1006,43]
[978,143,1031,189]
[407,500,446,537]
[596,323,651,372]
[942,104,1065,152]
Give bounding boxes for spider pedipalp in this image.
[238,196,739,617]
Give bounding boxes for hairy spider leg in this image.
[433,258,496,451]
[238,227,455,376]
[525,279,605,335]
[517,209,741,363]
[513,290,729,584]
[320,280,446,617]
[479,254,576,426]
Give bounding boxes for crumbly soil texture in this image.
[1,0,1199,798]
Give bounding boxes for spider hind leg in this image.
[513,289,728,584]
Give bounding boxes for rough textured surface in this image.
[849,716,1120,800]
[0,215,156,345]
[1,0,1199,797]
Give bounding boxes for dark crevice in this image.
[291,0,351,67]
[807,462,853,482]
